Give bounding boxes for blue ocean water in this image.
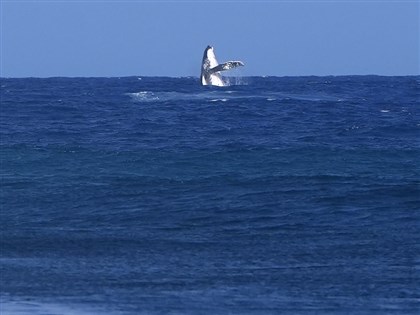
[1,76,419,315]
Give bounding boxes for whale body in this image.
[200,45,244,86]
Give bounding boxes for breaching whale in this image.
[200,45,244,86]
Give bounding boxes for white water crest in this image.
[0,297,121,315]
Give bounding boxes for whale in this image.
[200,45,244,86]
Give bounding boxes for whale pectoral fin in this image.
[209,61,244,73]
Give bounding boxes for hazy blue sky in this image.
[1,0,419,77]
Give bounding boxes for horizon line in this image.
[1,74,420,79]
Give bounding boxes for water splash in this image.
[223,67,247,86]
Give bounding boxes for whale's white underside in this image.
[200,46,244,87]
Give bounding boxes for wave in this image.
[0,296,112,315]
[127,90,343,104]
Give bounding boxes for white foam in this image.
[127,89,333,104]
[128,91,237,103]
[128,91,159,102]
[0,298,117,315]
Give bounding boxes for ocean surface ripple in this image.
[1,76,419,314]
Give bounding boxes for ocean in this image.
[1,76,419,315]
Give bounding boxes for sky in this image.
[1,0,419,77]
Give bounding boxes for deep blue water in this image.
[1,76,419,314]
